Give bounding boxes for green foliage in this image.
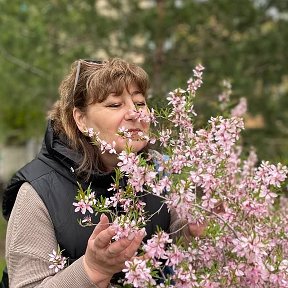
[0,259,5,281]
[0,211,6,279]
[0,0,288,162]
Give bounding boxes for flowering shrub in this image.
[73,65,288,287]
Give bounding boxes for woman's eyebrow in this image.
[130,90,142,96]
[106,92,118,97]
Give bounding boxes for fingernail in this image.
[100,214,106,221]
[128,232,135,241]
[109,225,116,233]
[138,228,146,237]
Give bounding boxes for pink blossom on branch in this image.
[123,258,157,287]
[73,64,288,287]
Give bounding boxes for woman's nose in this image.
[124,108,139,121]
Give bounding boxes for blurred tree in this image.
[0,0,287,163]
[0,0,122,143]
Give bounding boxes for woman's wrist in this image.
[82,256,112,288]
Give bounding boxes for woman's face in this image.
[75,83,150,155]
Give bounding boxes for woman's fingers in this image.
[124,230,145,262]
[94,225,116,249]
[106,229,146,258]
[89,214,110,241]
[106,232,135,256]
[89,215,146,269]
[123,229,146,258]
[188,222,207,237]
[85,223,147,278]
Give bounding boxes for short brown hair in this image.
[49,58,149,178]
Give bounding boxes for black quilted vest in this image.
[2,121,170,266]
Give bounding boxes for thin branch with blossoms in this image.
[73,64,288,287]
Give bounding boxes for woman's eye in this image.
[107,103,121,108]
[135,102,146,108]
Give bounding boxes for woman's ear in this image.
[73,107,87,133]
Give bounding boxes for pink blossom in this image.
[159,129,172,147]
[86,127,95,138]
[73,199,93,214]
[123,258,156,287]
[231,97,247,117]
[73,64,288,287]
[165,244,186,266]
[48,247,67,273]
[112,216,143,241]
[143,231,172,259]
[172,264,198,287]
[187,64,205,95]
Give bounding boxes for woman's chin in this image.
[116,139,148,153]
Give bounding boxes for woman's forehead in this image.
[107,82,140,94]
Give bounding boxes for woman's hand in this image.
[83,214,145,287]
[188,201,226,238]
[188,221,207,238]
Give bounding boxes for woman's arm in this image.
[6,182,145,288]
[6,182,105,288]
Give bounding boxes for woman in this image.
[3,58,204,287]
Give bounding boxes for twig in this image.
[146,202,165,221]
[0,46,47,78]
[168,221,189,236]
[193,203,239,239]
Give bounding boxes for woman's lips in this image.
[127,128,142,133]
[125,129,145,139]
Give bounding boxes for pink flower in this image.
[172,264,198,287]
[231,97,247,117]
[48,247,67,273]
[165,244,186,266]
[143,231,172,259]
[159,129,172,147]
[123,258,156,287]
[112,216,145,241]
[73,199,93,214]
[117,151,139,174]
[72,63,288,287]
[187,64,205,95]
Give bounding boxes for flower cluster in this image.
[74,65,288,287]
[48,245,67,273]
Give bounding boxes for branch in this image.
[0,46,48,78]
[193,203,239,239]
[146,202,165,221]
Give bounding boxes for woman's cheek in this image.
[142,121,150,132]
